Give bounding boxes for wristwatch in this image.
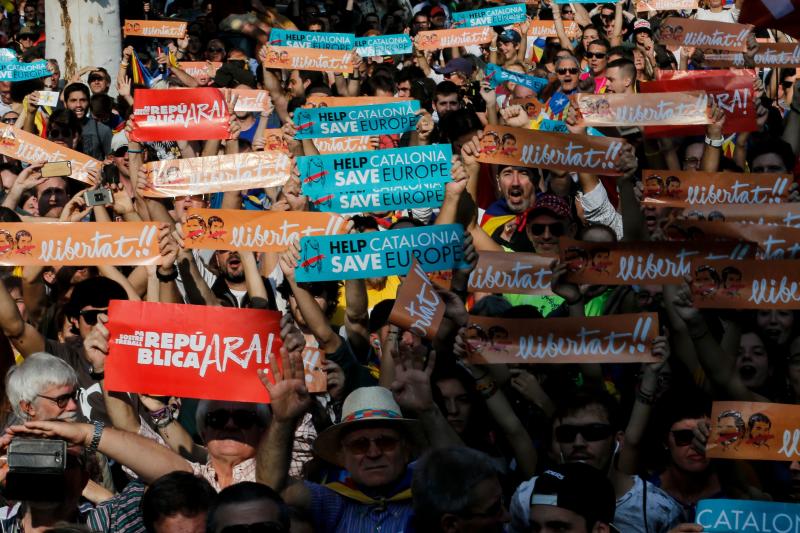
[90,368,105,380]
[704,135,723,148]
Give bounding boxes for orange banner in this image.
[508,98,544,119]
[231,89,272,113]
[573,92,711,127]
[416,27,494,51]
[465,313,659,364]
[689,259,800,309]
[183,208,346,252]
[261,129,290,153]
[468,251,553,295]
[179,61,222,82]
[640,169,792,207]
[0,222,160,266]
[389,259,445,340]
[0,124,100,185]
[707,401,800,461]
[559,237,753,285]
[141,151,291,198]
[669,220,800,260]
[123,20,187,39]
[676,203,800,227]
[636,0,698,10]
[105,300,328,403]
[526,20,581,39]
[657,18,753,51]
[706,43,800,68]
[261,46,354,73]
[476,125,627,176]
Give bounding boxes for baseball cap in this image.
[527,193,572,222]
[110,132,128,156]
[430,5,446,17]
[433,57,475,76]
[498,29,521,44]
[632,19,653,36]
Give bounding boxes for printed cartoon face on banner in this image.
[640,169,792,207]
[123,20,187,38]
[689,259,800,309]
[657,18,753,52]
[415,27,494,51]
[260,45,354,73]
[704,401,800,461]
[573,92,711,127]
[667,220,800,260]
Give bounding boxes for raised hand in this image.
[391,347,436,414]
[257,346,311,423]
[83,313,109,373]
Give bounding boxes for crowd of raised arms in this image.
[0,0,798,531]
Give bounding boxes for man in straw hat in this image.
[256,341,460,532]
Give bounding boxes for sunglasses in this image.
[1,116,18,124]
[79,308,108,326]
[585,52,607,59]
[342,434,401,455]
[48,127,74,141]
[554,423,613,443]
[556,67,580,75]
[37,388,80,409]
[88,75,105,83]
[671,429,694,447]
[220,524,285,533]
[528,222,566,237]
[205,409,261,430]
[207,47,225,53]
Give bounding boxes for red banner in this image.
[640,70,756,137]
[130,88,230,142]
[106,300,292,402]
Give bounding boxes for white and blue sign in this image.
[696,499,800,532]
[299,145,452,213]
[355,34,413,57]
[486,64,548,94]
[296,224,467,282]
[269,29,355,51]
[0,59,51,82]
[294,101,420,139]
[539,119,605,137]
[452,4,526,28]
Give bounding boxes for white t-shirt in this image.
[694,7,740,22]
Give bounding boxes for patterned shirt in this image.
[86,480,147,533]
[306,482,413,533]
[191,457,257,492]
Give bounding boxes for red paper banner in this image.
[130,88,230,142]
[106,300,295,402]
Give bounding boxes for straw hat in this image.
[313,387,424,466]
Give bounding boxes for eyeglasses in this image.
[585,51,607,59]
[220,523,285,533]
[342,434,401,455]
[671,429,695,447]
[207,47,225,53]
[47,127,74,141]
[1,116,18,124]
[205,409,261,430]
[528,222,566,237]
[37,388,80,409]
[556,67,579,75]
[88,75,104,83]
[79,308,108,326]
[554,423,613,443]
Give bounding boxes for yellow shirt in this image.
[332,276,402,326]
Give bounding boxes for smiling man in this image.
[63,83,111,160]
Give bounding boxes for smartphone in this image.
[41,161,72,178]
[84,187,114,207]
[6,438,68,501]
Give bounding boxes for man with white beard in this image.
[6,352,80,425]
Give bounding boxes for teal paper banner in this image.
[269,28,355,50]
[298,145,452,213]
[696,499,800,532]
[296,224,467,282]
[486,64,548,94]
[0,60,51,82]
[452,4,526,27]
[355,34,413,57]
[294,101,420,139]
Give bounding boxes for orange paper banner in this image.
[465,313,659,364]
[508,98,544,119]
[689,259,800,309]
[477,125,627,176]
[526,20,581,39]
[706,43,800,68]
[183,208,346,252]
[123,20,187,38]
[261,46,354,73]
[657,17,753,51]
[468,251,553,295]
[559,237,753,285]
[0,222,160,266]
[676,203,800,227]
[669,220,800,260]
[416,27,494,51]
[707,401,800,461]
[231,89,272,113]
[141,151,291,198]
[0,124,100,185]
[179,61,222,83]
[636,0,698,10]
[640,169,792,207]
[573,92,711,127]
[389,258,445,340]
[261,129,290,153]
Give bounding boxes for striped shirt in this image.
[306,481,412,533]
[86,480,147,533]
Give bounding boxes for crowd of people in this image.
[0,0,798,531]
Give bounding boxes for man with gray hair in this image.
[6,352,79,424]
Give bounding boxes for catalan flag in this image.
[130,49,170,88]
[530,37,547,64]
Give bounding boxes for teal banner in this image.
[696,499,800,532]
[269,28,355,50]
[355,34,413,57]
[298,145,452,213]
[294,101,420,139]
[0,60,51,82]
[452,4,526,27]
[296,224,467,282]
[486,64,548,94]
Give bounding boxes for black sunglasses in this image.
[1,117,18,124]
[206,409,261,430]
[528,222,566,237]
[79,308,107,326]
[47,127,74,141]
[88,75,105,83]
[557,67,580,75]
[220,523,284,533]
[554,423,613,443]
[37,388,80,409]
[207,47,225,53]
[585,51,607,59]
[671,429,694,447]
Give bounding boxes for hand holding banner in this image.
[293,101,420,140]
[389,259,445,340]
[131,88,230,142]
[640,169,792,206]
[706,401,800,461]
[657,17,753,51]
[573,92,711,127]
